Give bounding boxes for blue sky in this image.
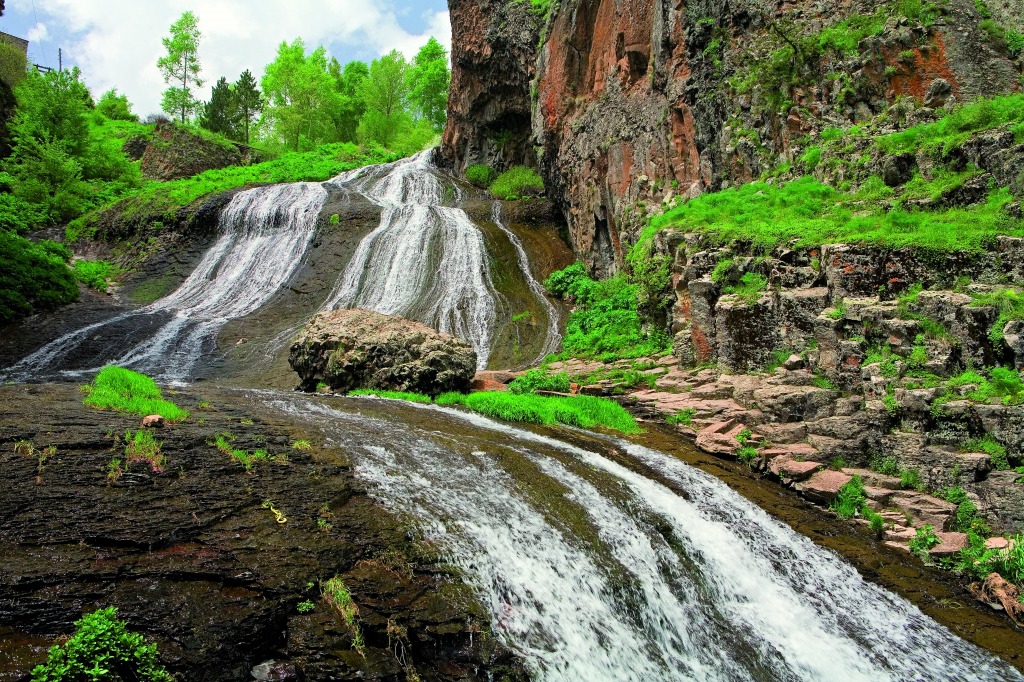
[0,0,451,117]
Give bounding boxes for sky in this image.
[0,0,451,117]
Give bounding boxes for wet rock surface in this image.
[0,383,521,681]
[290,309,478,396]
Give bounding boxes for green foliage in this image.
[0,232,78,323]
[124,429,166,473]
[831,475,867,519]
[348,388,432,403]
[829,455,848,471]
[490,166,545,199]
[466,164,496,188]
[544,262,670,361]
[723,272,768,304]
[970,287,1024,344]
[508,369,571,394]
[940,486,990,535]
[31,606,172,682]
[710,258,734,284]
[963,434,1010,470]
[954,367,1024,407]
[666,408,696,426]
[826,299,847,320]
[198,76,240,139]
[649,172,1022,253]
[322,576,364,651]
[870,454,901,476]
[357,49,412,149]
[876,94,1024,157]
[158,11,204,123]
[516,0,555,17]
[899,467,924,491]
[812,375,838,390]
[234,69,262,145]
[210,431,274,471]
[407,37,450,132]
[0,40,27,88]
[73,259,119,292]
[96,88,137,122]
[82,366,189,422]
[909,525,941,557]
[736,446,759,464]
[436,391,640,434]
[262,39,342,151]
[297,600,315,614]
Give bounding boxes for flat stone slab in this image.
[841,468,901,490]
[929,532,969,558]
[795,470,853,504]
[768,457,821,482]
[889,491,957,531]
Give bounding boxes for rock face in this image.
[290,309,478,395]
[140,121,258,181]
[438,0,541,174]
[444,0,1021,274]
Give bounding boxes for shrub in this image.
[0,231,78,323]
[73,258,119,292]
[869,454,900,476]
[831,475,867,519]
[489,166,544,199]
[940,486,990,535]
[465,163,496,188]
[909,525,941,557]
[962,434,1010,470]
[899,467,924,490]
[737,446,759,463]
[723,272,768,304]
[31,606,172,682]
[82,366,189,421]
[508,369,571,395]
[666,408,696,426]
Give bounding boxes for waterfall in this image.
[6,182,326,383]
[264,393,1024,682]
[322,151,500,368]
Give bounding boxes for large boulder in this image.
[289,309,477,396]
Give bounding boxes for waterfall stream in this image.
[267,393,1023,682]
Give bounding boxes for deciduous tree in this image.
[358,50,410,148]
[407,37,449,132]
[157,11,204,123]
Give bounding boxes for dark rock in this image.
[289,309,477,396]
[923,78,952,108]
[141,121,243,181]
[122,134,148,161]
[881,153,916,187]
[251,661,302,681]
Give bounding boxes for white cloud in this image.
[26,22,49,42]
[10,1,451,117]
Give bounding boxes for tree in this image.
[199,77,239,138]
[261,39,337,151]
[407,37,450,132]
[358,50,410,148]
[96,88,137,121]
[327,58,368,143]
[157,11,204,123]
[234,69,262,145]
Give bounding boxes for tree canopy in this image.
[157,11,204,123]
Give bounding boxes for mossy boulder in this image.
[290,309,477,395]
[140,121,244,181]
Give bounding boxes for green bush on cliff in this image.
[83,366,189,422]
[0,231,79,323]
[73,258,120,292]
[489,166,545,200]
[31,606,172,682]
[465,164,496,188]
[544,262,670,361]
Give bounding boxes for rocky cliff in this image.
[443,0,1022,274]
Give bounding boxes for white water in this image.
[265,394,1024,682]
[323,151,500,368]
[6,182,326,382]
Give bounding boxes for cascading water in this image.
[5,182,326,382]
[264,393,1024,682]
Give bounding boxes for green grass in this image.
[723,272,768,304]
[82,366,189,421]
[465,163,496,188]
[210,432,274,472]
[489,166,545,200]
[963,434,1011,470]
[876,94,1024,156]
[322,576,364,652]
[30,606,172,682]
[648,174,1022,253]
[939,486,990,535]
[348,388,433,403]
[909,524,941,557]
[436,391,641,434]
[124,429,165,473]
[831,475,867,519]
[73,258,119,292]
[68,143,399,241]
[970,287,1024,343]
[666,408,696,426]
[508,369,571,394]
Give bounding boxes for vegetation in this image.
[158,11,204,123]
[211,432,275,471]
[939,486,990,535]
[31,606,172,682]
[544,262,670,361]
[436,391,641,434]
[508,369,571,395]
[876,94,1024,156]
[831,475,867,519]
[322,576,364,652]
[123,429,166,473]
[909,525,941,558]
[666,408,696,426]
[490,166,545,200]
[82,366,189,422]
[349,388,433,403]
[0,232,78,322]
[962,434,1011,470]
[73,258,119,292]
[465,164,496,188]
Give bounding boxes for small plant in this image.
[30,606,172,682]
[317,503,334,533]
[735,428,753,445]
[737,446,759,464]
[316,381,329,393]
[909,525,941,558]
[107,457,124,483]
[83,366,188,421]
[489,166,544,199]
[14,439,34,456]
[899,467,924,491]
[511,310,531,323]
[297,600,315,614]
[262,499,287,524]
[882,391,901,417]
[328,213,340,226]
[869,454,900,476]
[962,435,1010,470]
[291,439,312,451]
[465,163,496,188]
[240,418,255,426]
[124,430,165,473]
[666,408,696,426]
[829,456,848,471]
[831,475,867,519]
[826,300,847,320]
[812,375,838,390]
[508,369,571,395]
[940,486,990,535]
[322,576,364,653]
[197,400,213,410]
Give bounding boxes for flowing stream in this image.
[4,151,560,380]
[264,393,1023,682]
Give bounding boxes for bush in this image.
[831,475,867,519]
[489,166,544,199]
[666,408,696,426]
[465,164,496,188]
[909,525,941,557]
[0,231,78,323]
[31,606,172,682]
[82,366,189,421]
[73,259,119,292]
[963,434,1010,470]
[0,40,27,89]
[508,369,571,395]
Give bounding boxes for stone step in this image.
[840,468,902,490]
[767,456,822,482]
[888,491,957,531]
[929,532,969,558]
[794,470,853,504]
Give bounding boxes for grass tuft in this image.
[82,366,188,421]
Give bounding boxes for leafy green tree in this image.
[157,11,204,123]
[407,37,450,131]
[358,50,410,148]
[261,38,338,151]
[327,58,368,143]
[234,69,262,145]
[199,76,239,138]
[96,88,137,121]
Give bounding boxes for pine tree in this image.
[157,11,204,123]
[199,77,239,139]
[234,69,262,145]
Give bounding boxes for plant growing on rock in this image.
[831,475,867,519]
[909,525,941,558]
[124,430,165,473]
[489,166,544,200]
[349,388,432,403]
[508,369,571,395]
[31,606,172,682]
[962,435,1011,470]
[465,164,496,188]
[322,576,364,652]
[666,408,696,426]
